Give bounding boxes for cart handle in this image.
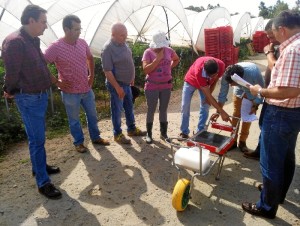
[209,113,240,132]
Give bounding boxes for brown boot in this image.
[243,150,260,160]
[238,141,249,152]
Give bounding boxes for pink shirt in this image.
[184,56,225,89]
[142,47,176,90]
[44,38,92,93]
[266,32,300,108]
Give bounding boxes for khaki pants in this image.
[231,94,251,143]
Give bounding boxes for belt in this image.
[145,79,172,85]
[266,103,300,111]
[116,80,131,86]
[18,89,49,95]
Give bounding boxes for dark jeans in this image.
[254,102,267,153]
[256,104,300,213]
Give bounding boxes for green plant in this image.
[236,38,252,60]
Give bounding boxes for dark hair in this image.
[273,10,300,30]
[224,64,244,83]
[21,5,47,25]
[62,15,81,30]
[264,19,274,31]
[204,59,218,75]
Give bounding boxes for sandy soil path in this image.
[0,54,299,226]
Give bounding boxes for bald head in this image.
[111,22,127,44]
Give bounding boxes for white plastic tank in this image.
[174,146,210,172]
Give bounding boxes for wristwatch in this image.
[265,50,274,56]
[257,88,263,98]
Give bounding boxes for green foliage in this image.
[0,106,26,154]
[185,4,220,12]
[259,0,290,18]
[236,38,252,60]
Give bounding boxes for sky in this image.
[180,0,297,17]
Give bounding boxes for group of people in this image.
[2,4,300,220]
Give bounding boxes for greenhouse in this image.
[0,0,266,56]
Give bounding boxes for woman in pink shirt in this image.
[142,31,180,144]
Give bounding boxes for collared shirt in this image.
[266,32,300,108]
[184,56,225,89]
[2,27,51,94]
[218,62,265,105]
[101,39,135,85]
[44,38,91,94]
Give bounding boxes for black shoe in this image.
[243,150,260,160]
[242,202,276,219]
[38,183,62,199]
[258,183,263,192]
[178,133,189,141]
[32,164,61,176]
[238,141,250,152]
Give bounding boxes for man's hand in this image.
[116,86,125,99]
[249,84,262,96]
[220,109,230,122]
[249,103,259,115]
[3,91,14,99]
[56,80,72,90]
[88,75,94,87]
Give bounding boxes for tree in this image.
[185,5,205,12]
[185,4,221,12]
[258,1,271,18]
[258,0,290,18]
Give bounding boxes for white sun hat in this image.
[149,31,170,48]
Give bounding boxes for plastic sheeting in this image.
[231,12,252,44]
[0,0,265,56]
[187,7,231,52]
[251,17,264,36]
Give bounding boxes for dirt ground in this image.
[0,54,299,226]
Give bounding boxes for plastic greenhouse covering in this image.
[231,12,251,44]
[0,0,265,57]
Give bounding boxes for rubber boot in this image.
[160,122,168,140]
[146,122,153,144]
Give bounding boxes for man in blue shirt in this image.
[217,62,264,152]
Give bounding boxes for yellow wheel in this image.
[172,178,190,211]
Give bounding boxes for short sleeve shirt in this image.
[101,39,135,85]
[184,56,225,89]
[142,47,176,90]
[44,38,92,93]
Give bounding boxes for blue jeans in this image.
[14,92,50,188]
[180,82,210,135]
[106,82,136,136]
[256,104,300,214]
[61,90,101,145]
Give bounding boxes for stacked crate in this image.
[204,28,220,59]
[219,26,233,67]
[232,46,240,64]
[252,31,269,53]
[204,26,237,67]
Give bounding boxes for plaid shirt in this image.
[2,27,51,94]
[266,32,300,108]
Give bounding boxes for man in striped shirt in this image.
[242,10,300,219]
[44,15,110,153]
